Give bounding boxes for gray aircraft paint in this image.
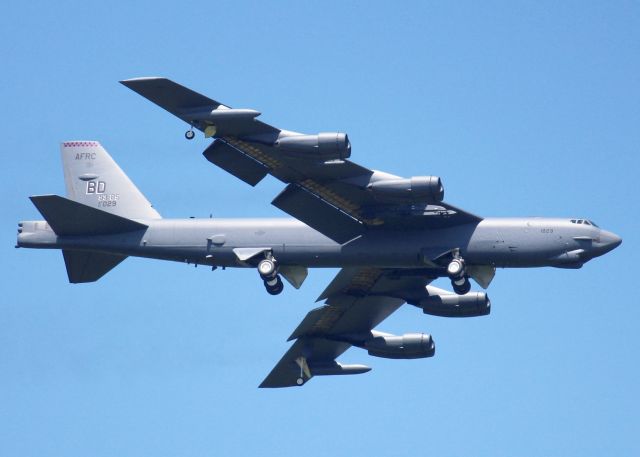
[16,80,622,386]
[18,142,620,270]
[18,213,620,270]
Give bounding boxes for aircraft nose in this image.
[597,230,622,255]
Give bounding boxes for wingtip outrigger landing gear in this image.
[295,356,311,386]
[447,253,471,295]
[258,256,284,295]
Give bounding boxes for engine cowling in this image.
[365,333,435,359]
[367,176,444,202]
[419,290,490,318]
[275,132,351,160]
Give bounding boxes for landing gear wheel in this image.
[447,258,465,277]
[185,129,195,140]
[258,258,277,279]
[264,276,284,295]
[296,377,304,386]
[452,278,471,295]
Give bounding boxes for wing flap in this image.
[271,184,363,244]
[203,140,269,186]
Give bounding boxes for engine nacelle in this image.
[275,132,351,160]
[365,332,435,359]
[419,289,490,318]
[367,176,444,202]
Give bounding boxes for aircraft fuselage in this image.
[17,216,621,271]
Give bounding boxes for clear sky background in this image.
[1,1,639,456]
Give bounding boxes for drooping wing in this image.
[120,77,277,137]
[121,77,482,243]
[259,267,434,388]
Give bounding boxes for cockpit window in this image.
[570,218,598,227]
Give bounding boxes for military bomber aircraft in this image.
[16,78,621,387]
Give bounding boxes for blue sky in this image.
[1,1,639,456]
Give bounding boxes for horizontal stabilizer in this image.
[63,250,127,283]
[30,195,148,236]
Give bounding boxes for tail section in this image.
[27,195,148,283]
[61,141,161,219]
[22,141,158,283]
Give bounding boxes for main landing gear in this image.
[185,128,195,140]
[258,257,284,295]
[447,256,471,295]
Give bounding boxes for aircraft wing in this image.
[259,267,434,388]
[121,77,482,243]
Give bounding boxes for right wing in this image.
[259,267,435,388]
[122,77,483,244]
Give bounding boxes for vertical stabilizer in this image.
[61,141,161,219]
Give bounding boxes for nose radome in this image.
[599,230,622,254]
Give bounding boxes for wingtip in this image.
[119,76,169,86]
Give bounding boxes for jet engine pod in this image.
[365,332,435,359]
[367,176,444,202]
[419,290,490,318]
[275,132,351,160]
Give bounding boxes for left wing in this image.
[259,267,435,388]
[121,78,482,244]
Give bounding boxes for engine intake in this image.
[365,332,435,359]
[419,288,490,318]
[367,176,444,202]
[275,132,351,160]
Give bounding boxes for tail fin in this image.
[61,141,161,219]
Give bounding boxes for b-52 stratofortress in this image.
[17,78,621,387]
